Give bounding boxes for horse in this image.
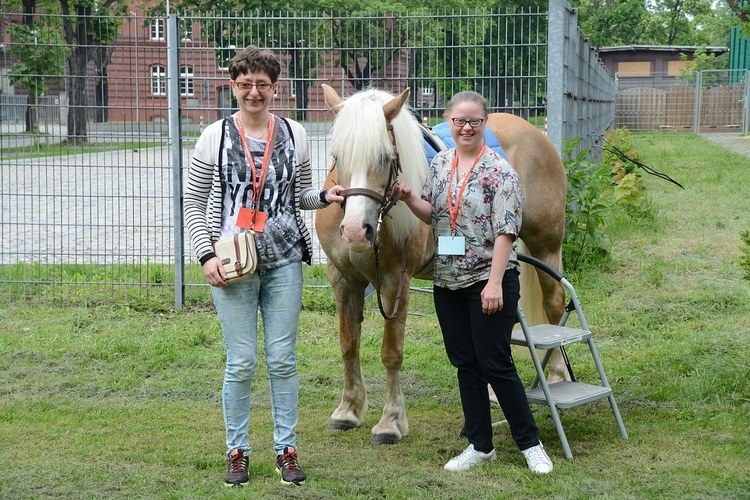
[316,84,568,445]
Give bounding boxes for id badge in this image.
[236,207,267,232]
[438,235,465,256]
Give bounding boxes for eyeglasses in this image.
[234,81,274,91]
[451,117,485,128]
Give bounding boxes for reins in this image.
[339,123,408,320]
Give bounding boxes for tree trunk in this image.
[67,46,89,145]
[25,92,38,134]
[61,2,92,145]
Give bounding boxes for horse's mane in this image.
[330,88,428,244]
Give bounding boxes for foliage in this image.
[575,0,734,48]
[577,0,650,47]
[678,47,730,77]
[563,138,613,272]
[740,229,750,280]
[5,22,68,97]
[603,128,648,214]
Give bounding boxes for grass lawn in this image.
[1,132,748,498]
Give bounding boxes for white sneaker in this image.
[444,444,497,471]
[522,442,553,474]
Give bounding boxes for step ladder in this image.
[501,253,628,459]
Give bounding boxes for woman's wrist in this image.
[319,189,329,204]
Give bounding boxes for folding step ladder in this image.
[502,253,628,459]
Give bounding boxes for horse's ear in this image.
[383,88,410,123]
[322,84,342,114]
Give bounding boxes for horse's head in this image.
[323,84,427,252]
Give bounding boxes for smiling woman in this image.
[183,45,345,487]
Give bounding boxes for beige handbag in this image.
[213,231,258,283]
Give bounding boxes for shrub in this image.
[563,138,613,272]
[603,127,648,215]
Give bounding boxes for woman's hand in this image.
[203,257,229,287]
[392,182,432,224]
[324,185,346,204]
[480,281,504,315]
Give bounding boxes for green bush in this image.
[604,127,649,215]
[563,138,613,272]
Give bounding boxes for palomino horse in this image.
[316,85,568,445]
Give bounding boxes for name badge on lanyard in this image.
[438,235,466,255]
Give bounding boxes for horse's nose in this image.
[363,221,376,243]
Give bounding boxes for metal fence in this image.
[547,0,616,162]
[1,4,612,307]
[616,69,750,133]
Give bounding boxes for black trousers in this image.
[434,270,540,452]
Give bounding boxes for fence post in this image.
[167,13,185,309]
[744,70,750,136]
[546,0,564,157]
[693,71,703,134]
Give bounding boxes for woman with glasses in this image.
[395,91,553,474]
[185,45,344,487]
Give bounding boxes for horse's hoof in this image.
[327,420,358,431]
[370,433,401,445]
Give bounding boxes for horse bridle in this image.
[339,123,408,320]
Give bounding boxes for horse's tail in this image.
[517,239,559,326]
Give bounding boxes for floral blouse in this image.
[422,148,524,290]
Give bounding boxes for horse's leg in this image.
[370,277,410,445]
[327,263,369,431]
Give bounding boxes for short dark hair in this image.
[228,45,281,82]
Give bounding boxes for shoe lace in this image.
[229,452,247,473]
[455,445,478,463]
[279,451,301,471]
[524,446,547,465]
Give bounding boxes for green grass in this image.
[0,140,162,160]
[1,132,749,498]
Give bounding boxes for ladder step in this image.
[511,324,591,349]
[526,381,613,408]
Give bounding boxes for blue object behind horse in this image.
[424,121,509,165]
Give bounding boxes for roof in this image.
[598,45,729,54]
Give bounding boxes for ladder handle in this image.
[517,253,564,282]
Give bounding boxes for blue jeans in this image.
[212,261,303,457]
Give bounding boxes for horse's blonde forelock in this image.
[330,88,428,243]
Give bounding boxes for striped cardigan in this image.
[184,114,328,266]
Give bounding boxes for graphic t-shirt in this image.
[218,114,304,269]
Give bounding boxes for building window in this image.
[151,65,166,95]
[150,18,165,40]
[422,87,434,95]
[180,66,194,96]
[617,61,651,77]
[667,60,688,77]
[180,19,193,41]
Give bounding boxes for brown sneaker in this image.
[225,449,249,487]
[275,446,306,486]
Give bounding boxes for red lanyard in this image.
[446,143,485,231]
[234,113,275,210]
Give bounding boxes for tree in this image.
[577,0,650,48]
[60,0,125,145]
[6,16,68,133]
